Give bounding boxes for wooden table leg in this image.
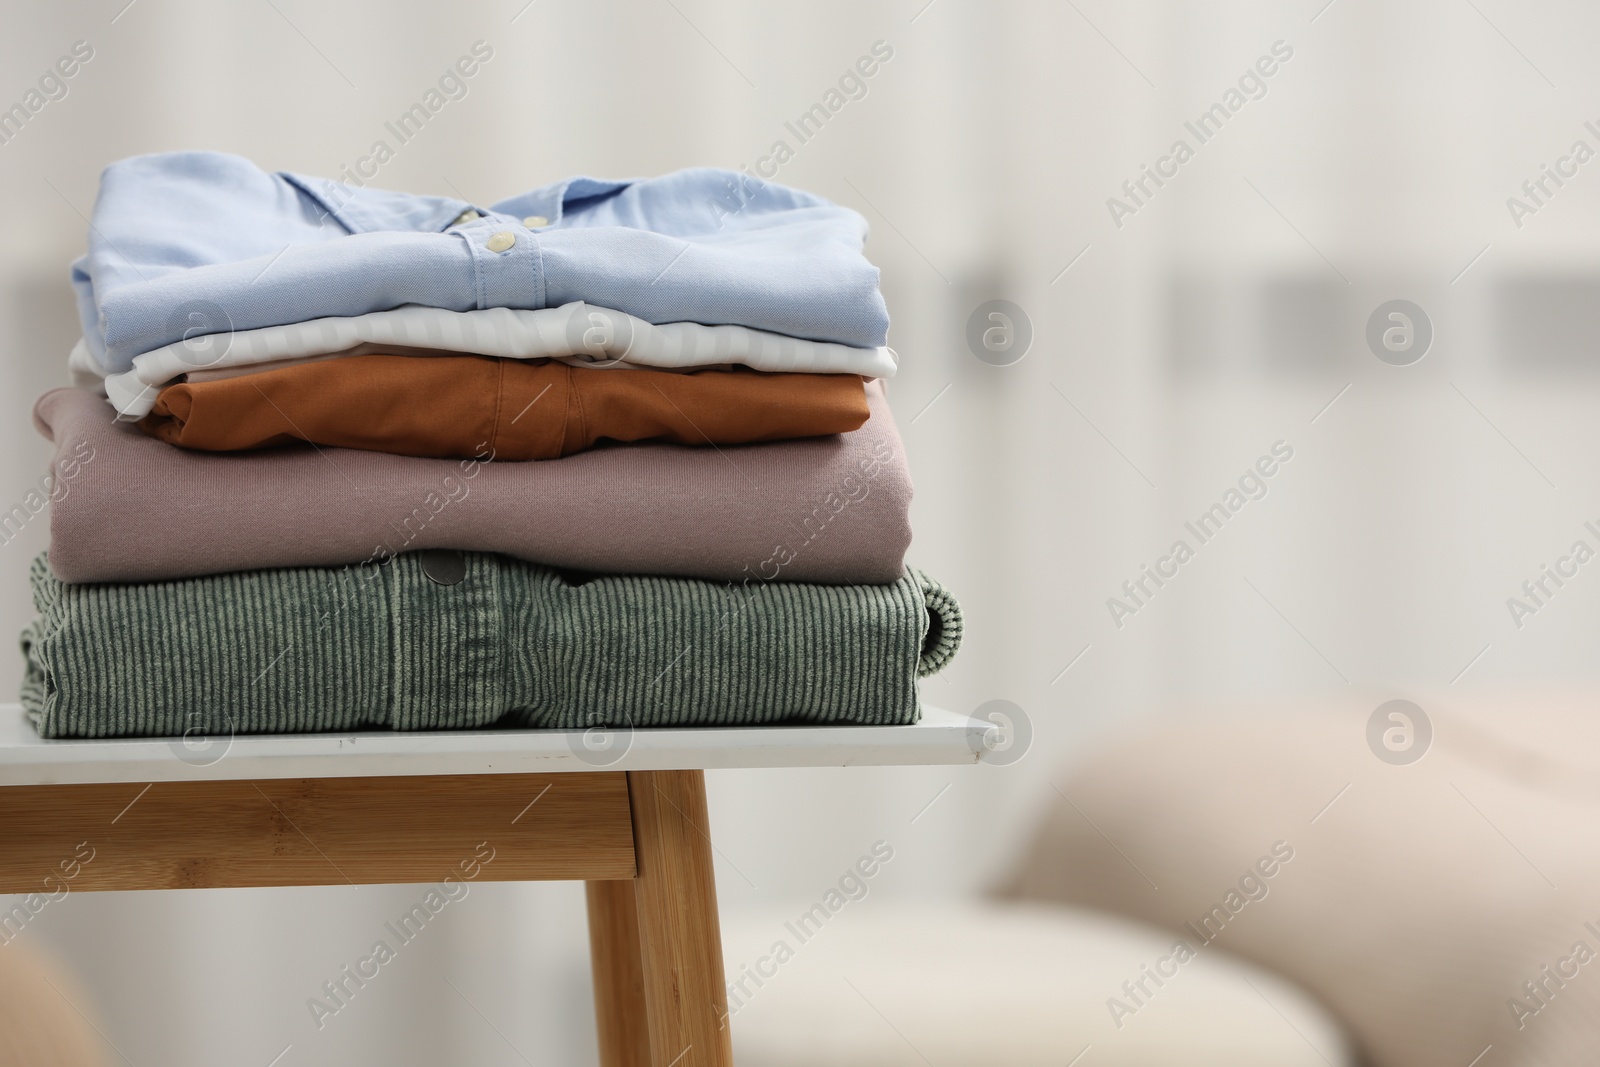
[586,879,653,1067]
[627,769,734,1067]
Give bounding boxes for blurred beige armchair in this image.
[1006,691,1600,1067]
[0,939,105,1066]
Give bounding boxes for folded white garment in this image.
[79,301,899,420]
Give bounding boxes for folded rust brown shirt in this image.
[137,354,871,460]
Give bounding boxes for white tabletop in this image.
[0,704,992,786]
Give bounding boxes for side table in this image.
[0,705,990,1067]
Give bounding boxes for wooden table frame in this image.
[0,706,986,1067]
[0,769,727,1066]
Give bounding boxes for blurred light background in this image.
[2,0,1599,1062]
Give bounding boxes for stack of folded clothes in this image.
[20,151,962,740]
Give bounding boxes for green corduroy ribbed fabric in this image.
[20,552,961,739]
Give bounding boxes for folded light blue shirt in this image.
[71,152,889,375]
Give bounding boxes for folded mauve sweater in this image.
[20,551,962,738]
[35,379,911,584]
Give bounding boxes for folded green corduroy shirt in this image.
[20,551,961,739]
